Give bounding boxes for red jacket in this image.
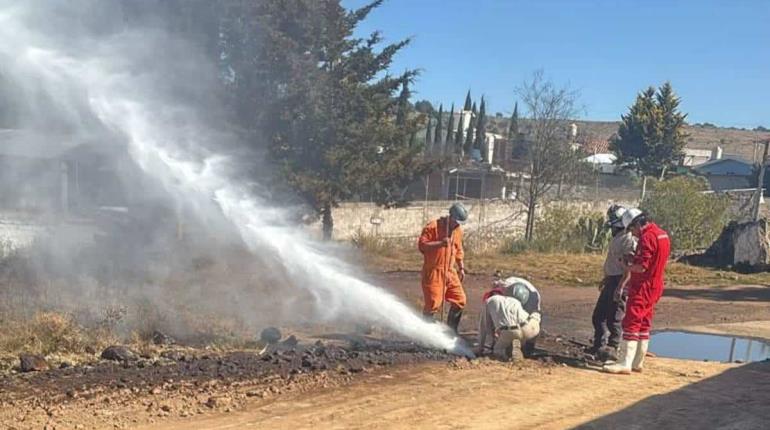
[629,222,671,303]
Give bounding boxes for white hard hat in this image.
[622,208,643,228]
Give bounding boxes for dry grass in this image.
[363,247,770,288]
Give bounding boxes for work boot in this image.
[493,329,524,362]
[598,345,618,362]
[423,312,438,323]
[446,306,463,334]
[632,339,649,372]
[602,340,637,374]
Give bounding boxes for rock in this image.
[59,362,71,369]
[260,327,282,344]
[85,346,97,355]
[151,330,175,346]
[205,396,232,409]
[160,350,186,361]
[19,354,49,372]
[280,335,298,348]
[101,346,138,362]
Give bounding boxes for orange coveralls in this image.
[418,217,466,315]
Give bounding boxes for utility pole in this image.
[752,140,769,222]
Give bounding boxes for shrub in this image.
[506,205,610,254]
[641,176,729,251]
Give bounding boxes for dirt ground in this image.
[2,271,770,429]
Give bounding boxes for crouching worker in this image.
[477,276,542,361]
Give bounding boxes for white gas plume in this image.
[0,1,472,356]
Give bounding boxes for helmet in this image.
[606,204,627,228]
[622,207,643,228]
[448,203,468,224]
[510,282,531,305]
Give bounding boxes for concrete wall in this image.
[0,212,98,257]
[308,199,634,241]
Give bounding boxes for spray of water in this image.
[0,2,473,357]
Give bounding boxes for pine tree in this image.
[445,103,455,150]
[463,90,472,111]
[433,104,443,148]
[464,101,477,155]
[474,97,487,160]
[610,86,662,199]
[655,82,688,172]
[395,79,411,127]
[508,102,519,138]
[255,0,434,239]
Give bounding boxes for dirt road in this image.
[142,357,770,430]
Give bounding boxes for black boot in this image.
[446,306,463,334]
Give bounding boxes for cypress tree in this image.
[463,90,472,111]
[395,80,411,127]
[445,103,455,150]
[508,102,519,138]
[424,117,432,151]
[474,97,487,159]
[433,104,443,147]
[454,105,464,154]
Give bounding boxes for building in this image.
[682,147,722,167]
[693,156,755,191]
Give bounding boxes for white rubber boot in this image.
[602,340,637,374]
[633,339,649,372]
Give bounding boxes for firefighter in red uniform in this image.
[603,208,670,374]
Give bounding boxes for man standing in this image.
[604,208,670,374]
[477,276,542,361]
[418,203,468,333]
[590,205,637,361]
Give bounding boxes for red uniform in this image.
[622,222,670,341]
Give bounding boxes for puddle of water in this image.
[650,331,770,363]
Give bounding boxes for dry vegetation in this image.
[361,242,770,289]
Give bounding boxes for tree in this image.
[611,83,688,199]
[464,101,477,155]
[454,104,464,155]
[424,117,432,151]
[508,102,519,138]
[445,103,455,152]
[244,0,433,239]
[474,96,487,160]
[414,99,435,114]
[656,82,688,176]
[641,177,729,251]
[433,103,443,150]
[463,90,472,111]
[395,79,411,127]
[515,70,584,242]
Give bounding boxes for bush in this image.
[506,205,610,254]
[641,176,729,251]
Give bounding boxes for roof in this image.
[0,129,120,160]
[583,153,617,164]
[692,156,752,171]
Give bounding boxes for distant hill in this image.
[486,117,770,163]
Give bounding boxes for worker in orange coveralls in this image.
[418,203,469,333]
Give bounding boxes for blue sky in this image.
[343,0,770,128]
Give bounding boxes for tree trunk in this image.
[525,194,536,242]
[640,175,648,202]
[322,202,333,241]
